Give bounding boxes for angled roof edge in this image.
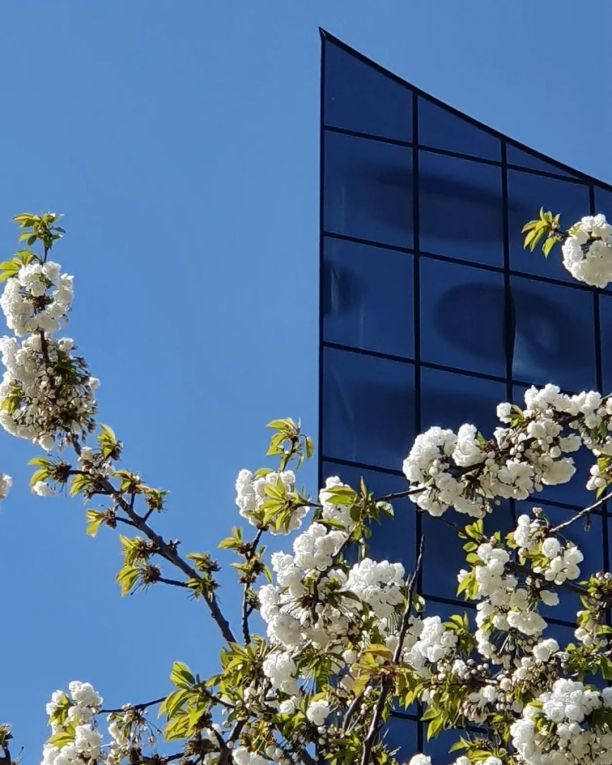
[320,28,612,193]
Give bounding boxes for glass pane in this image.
[420,257,506,378]
[510,275,597,391]
[419,151,503,266]
[323,237,414,357]
[601,293,612,390]
[595,184,612,219]
[385,715,419,761]
[506,144,576,179]
[322,346,415,470]
[595,185,612,295]
[321,462,416,573]
[324,39,412,141]
[516,501,604,623]
[324,130,414,248]
[423,726,466,761]
[513,385,594,508]
[418,96,500,161]
[507,169,591,282]
[421,367,506,435]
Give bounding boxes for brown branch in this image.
[101,477,236,644]
[241,527,264,644]
[101,696,166,714]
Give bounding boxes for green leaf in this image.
[85,509,105,538]
[169,661,195,690]
[48,726,76,749]
[159,689,191,718]
[116,564,140,596]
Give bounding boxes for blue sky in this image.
[0,0,611,755]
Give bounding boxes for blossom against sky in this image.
[0,0,611,755]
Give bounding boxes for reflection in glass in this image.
[322,347,415,470]
[323,237,414,357]
[324,39,412,142]
[421,367,505,434]
[511,276,596,391]
[324,131,414,248]
[419,151,503,266]
[420,258,506,377]
[418,97,500,161]
[507,169,590,282]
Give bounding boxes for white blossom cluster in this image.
[235,468,306,533]
[511,680,612,764]
[561,214,612,288]
[0,260,73,336]
[42,682,104,765]
[0,254,100,450]
[0,334,98,449]
[402,384,612,519]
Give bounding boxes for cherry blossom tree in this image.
[0,210,611,765]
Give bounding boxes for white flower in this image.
[306,699,330,726]
[33,480,55,497]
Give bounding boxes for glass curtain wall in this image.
[319,30,612,759]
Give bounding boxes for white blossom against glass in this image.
[511,680,612,765]
[403,383,612,519]
[561,214,612,288]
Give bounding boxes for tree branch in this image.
[101,696,166,714]
[101,477,236,644]
[241,527,264,644]
[360,537,424,765]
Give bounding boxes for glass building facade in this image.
[318,31,612,760]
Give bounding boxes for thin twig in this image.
[241,527,264,644]
[550,490,612,534]
[101,696,166,714]
[360,537,424,765]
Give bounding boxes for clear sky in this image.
[0,0,611,755]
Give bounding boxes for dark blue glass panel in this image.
[507,169,590,283]
[418,97,500,161]
[421,367,505,435]
[512,385,594,508]
[423,727,466,761]
[601,293,612,390]
[324,40,412,142]
[323,237,414,357]
[506,144,576,179]
[322,347,415,470]
[419,151,503,266]
[516,501,603,623]
[546,621,578,648]
[321,461,416,573]
[324,131,413,248]
[510,276,596,391]
[595,184,612,218]
[420,258,506,377]
[385,715,419,761]
[595,185,612,296]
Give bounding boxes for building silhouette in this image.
[318,30,612,760]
